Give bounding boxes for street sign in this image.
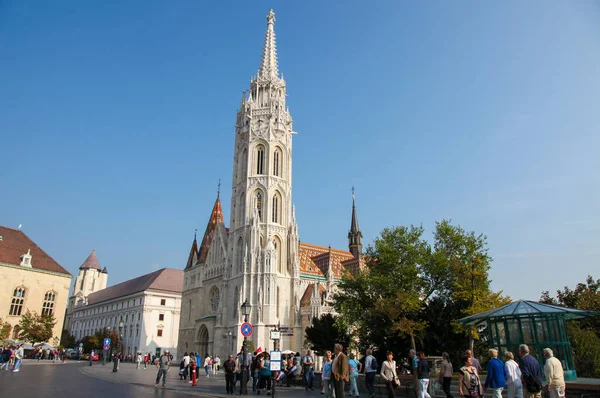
[103,338,111,346]
[269,350,281,371]
[241,322,253,337]
[270,330,280,340]
[279,327,294,336]
[103,344,110,351]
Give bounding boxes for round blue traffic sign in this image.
[241,322,253,337]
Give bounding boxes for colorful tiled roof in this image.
[79,249,102,271]
[0,225,71,276]
[87,268,183,305]
[300,283,327,307]
[198,196,225,265]
[298,242,356,279]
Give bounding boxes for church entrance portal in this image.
[197,325,209,356]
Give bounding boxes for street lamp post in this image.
[113,320,124,373]
[240,299,251,395]
[228,331,233,355]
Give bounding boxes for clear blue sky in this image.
[1,1,599,301]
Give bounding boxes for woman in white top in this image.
[439,352,454,398]
[380,351,399,398]
[504,351,523,398]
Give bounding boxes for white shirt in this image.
[183,355,190,367]
[504,359,522,385]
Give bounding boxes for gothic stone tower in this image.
[228,9,301,351]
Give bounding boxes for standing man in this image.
[542,348,565,398]
[155,349,171,388]
[302,349,315,391]
[224,354,237,394]
[518,345,543,398]
[417,352,431,398]
[89,349,94,366]
[332,344,350,398]
[410,349,420,395]
[364,349,378,398]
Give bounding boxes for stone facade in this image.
[0,226,71,345]
[69,268,183,358]
[177,10,364,359]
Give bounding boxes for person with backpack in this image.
[203,353,212,377]
[155,349,171,387]
[518,345,543,398]
[364,349,378,398]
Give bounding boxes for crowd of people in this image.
[0,344,25,372]
[148,343,566,398]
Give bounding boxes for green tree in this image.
[334,220,509,357]
[541,276,600,378]
[18,310,56,344]
[0,318,12,343]
[60,330,76,349]
[305,313,350,354]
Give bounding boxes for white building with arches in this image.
[177,10,364,359]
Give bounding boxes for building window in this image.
[9,287,26,316]
[255,191,263,220]
[273,147,282,177]
[188,299,192,322]
[233,287,239,319]
[256,145,265,175]
[159,314,164,321]
[272,195,279,223]
[41,291,56,316]
[236,237,244,273]
[157,329,163,337]
[136,327,139,337]
[138,313,140,321]
[160,299,166,306]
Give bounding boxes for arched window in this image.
[255,191,263,220]
[236,237,244,272]
[233,287,240,319]
[273,148,282,177]
[238,193,245,225]
[9,287,26,316]
[242,148,248,178]
[42,291,56,316]
[255,145,265,175]
[272,194,279,223]
[273,236,283,273]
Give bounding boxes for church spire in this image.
[348,186,363,259]
[185,229,198,270]
[198,192,225,264]
[258,9,279,80]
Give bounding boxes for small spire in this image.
[194,228,197,241]
[259,9,279,79]
[352,186,355,203]
[217,178,221,198]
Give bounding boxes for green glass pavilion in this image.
[459,300,600,380]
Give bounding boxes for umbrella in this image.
[282,350,295,355]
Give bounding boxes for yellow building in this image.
[0,226,71,344]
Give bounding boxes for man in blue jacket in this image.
[484,349,506,398]
[518,344,543,398]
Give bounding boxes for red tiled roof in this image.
[87,268,183,305]
[300,283,327,307]
[298,242,356,279]
[0,226,71,276]
[79,249,102,271]
[198,196,225,264]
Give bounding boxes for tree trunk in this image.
[411,334,416,351]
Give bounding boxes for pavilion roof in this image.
[459,299,600,326]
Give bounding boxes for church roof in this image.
[185,232,199,270]
[298,243,355,279]
[79,249,102,271]
[300,283,327,307]
[198,195,225,265]
[0,225,71,276]
[87,268,183,305]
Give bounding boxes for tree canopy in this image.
[18,310,56,344]
[304,313,350,354]
[541,275,600,378]
[334,220,509,357]
[0,318,12,343]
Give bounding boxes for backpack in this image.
[370,357,378,372]
[524,375,542,393]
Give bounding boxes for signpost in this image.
[270,325,281,398]
[279,327,294,336]
[241,322,253,337]
[103,338,111,366]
